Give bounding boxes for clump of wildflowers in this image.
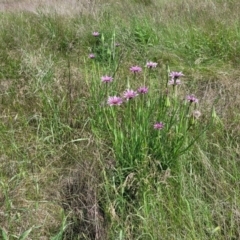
[146,61,157,69]
[154,122,164,130]
[137,86,148,94]
[101,75,113,83]
[92,32,100,37]
[123,89,138,100]
[130,66,142,73]
[107,96,123,106]
[89,53,95,59]
[187,94,198,103]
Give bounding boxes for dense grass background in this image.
[0,0,240,239]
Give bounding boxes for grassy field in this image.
[0,0,240,239]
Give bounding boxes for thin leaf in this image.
[19,227,33,240]
[1,228,9,240]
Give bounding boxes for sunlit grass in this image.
[0,0,240,239]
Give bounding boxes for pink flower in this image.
[146,61,157,68]
[169,71,184,79]
[154,122,164,130]
[123,89,138,100]
[137,86,148,94]
[89,53,95,59]
[168,79,181,85]
[130,66,142,73]
[107,96,123,106]
[101,75,113,83]
[187,95,198,103]
[92,32,100,37]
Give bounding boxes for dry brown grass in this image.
[0,0,99,15]
[189,69,240,137]
[61,160,107,240]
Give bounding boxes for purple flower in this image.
[115,43,121,47]
[168,79,181,85]
[107,96,123,106]
[146,61,157,68]
[89,53,95,59]
[169,71,184,79]
[92,32,100,37]
[187,94,198,103]
[123,89,138,100]
[101,75,113,83]
[154,122,164,130]
[130,66,142,73]
[137,86,148,94]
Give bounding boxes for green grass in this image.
[0,0,240,239]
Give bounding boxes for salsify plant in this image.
[85,31,212,178]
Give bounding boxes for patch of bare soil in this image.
[0,0,97,15]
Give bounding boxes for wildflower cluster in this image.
[86,31,205,173]
[103,68,200,132]
[103,63,163,132]
[106,87,145,106]
[98,62,149,106]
